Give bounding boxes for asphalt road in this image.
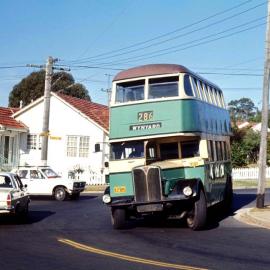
[0,189,270,270]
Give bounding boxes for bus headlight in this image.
[102,194,111,204]
[183,186,193,197]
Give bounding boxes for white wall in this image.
[15,96,109,183]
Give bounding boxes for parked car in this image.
[13,166,86,201]
[0,172,30,218]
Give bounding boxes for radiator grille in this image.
[133,166,162,203]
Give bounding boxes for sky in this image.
[0,0,267,109]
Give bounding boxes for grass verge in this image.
[84,185,108,192]
[233,180,270,189]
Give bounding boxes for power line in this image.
[72,1,267,63]
[67,0,256,64]
[93,18,266,66]
[198,72,263,76]
[0,65,29,69]
[55,64,124,71]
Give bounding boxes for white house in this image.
[251,122,270,133]
[13,93,109,184]
[0,107,28,171]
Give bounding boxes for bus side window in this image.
[216,141,222,161]
[202,83,210,103]
[206,85,213,104]
[218,91,225,108]
[210,87,217,106]
[208,140,215,161]
[195,79,203,100]
[223,142,227,160]
[190,77,199,98]
[199,81,207,102]
[214,89,221,107]
[183,75,194,97]
[220,141,224,161]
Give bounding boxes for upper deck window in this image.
[183,75,194,97]
[116,80,144,103]
[148,77,178,99]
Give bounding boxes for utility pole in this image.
[100,74,112,176]
[102,73,112,106]
[40,56,55,166]
[28,57,69,166]
[257,0,270,208]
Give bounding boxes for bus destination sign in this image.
[130,122,162,131]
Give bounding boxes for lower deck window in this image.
[111,141,144,160]
[181,141,199,158]
[160,142,179,160]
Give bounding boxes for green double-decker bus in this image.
[102,64,232,230]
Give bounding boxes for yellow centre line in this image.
[58,238,208,270]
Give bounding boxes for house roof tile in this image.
[0,107,27,130]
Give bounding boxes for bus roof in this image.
[113,63,221,90]
[113,64,191,81]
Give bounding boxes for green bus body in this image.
[104,64,232,230]
[110,99,230,140]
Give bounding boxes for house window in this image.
[79,136,90,157]
[27,134,37,150]
[67,136,90,158]
[67,136,78,157]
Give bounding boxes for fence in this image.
[232,167,270,180]
[68,169,105,185]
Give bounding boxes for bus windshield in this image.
[116,80,144,103]
[111,141,144,160]
[148,77,179,99]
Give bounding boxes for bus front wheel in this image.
[111,208,126,229]
[186,190,207,230]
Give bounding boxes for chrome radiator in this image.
[132,166,163,203]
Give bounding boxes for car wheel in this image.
[186,190,207,230]
[111,208,126,229]
[54,187,67,201]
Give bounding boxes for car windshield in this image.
[41,168,59,178]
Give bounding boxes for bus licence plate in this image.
[137,204,163,213]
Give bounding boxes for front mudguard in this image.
[167,178,203,200]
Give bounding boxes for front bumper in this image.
[109,193,196,207]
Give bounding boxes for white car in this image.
[0,172,30,218]
[14,166,86,201]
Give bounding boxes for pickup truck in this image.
[13,166,86,201]
[0,172,30,218]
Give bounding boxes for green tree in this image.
[228,98,258,122]
[8,70,91,107]
[230,126,260,167]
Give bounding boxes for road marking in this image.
[58,238,208,270]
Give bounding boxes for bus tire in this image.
[111,208,126,229]
[186,190,207,230]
